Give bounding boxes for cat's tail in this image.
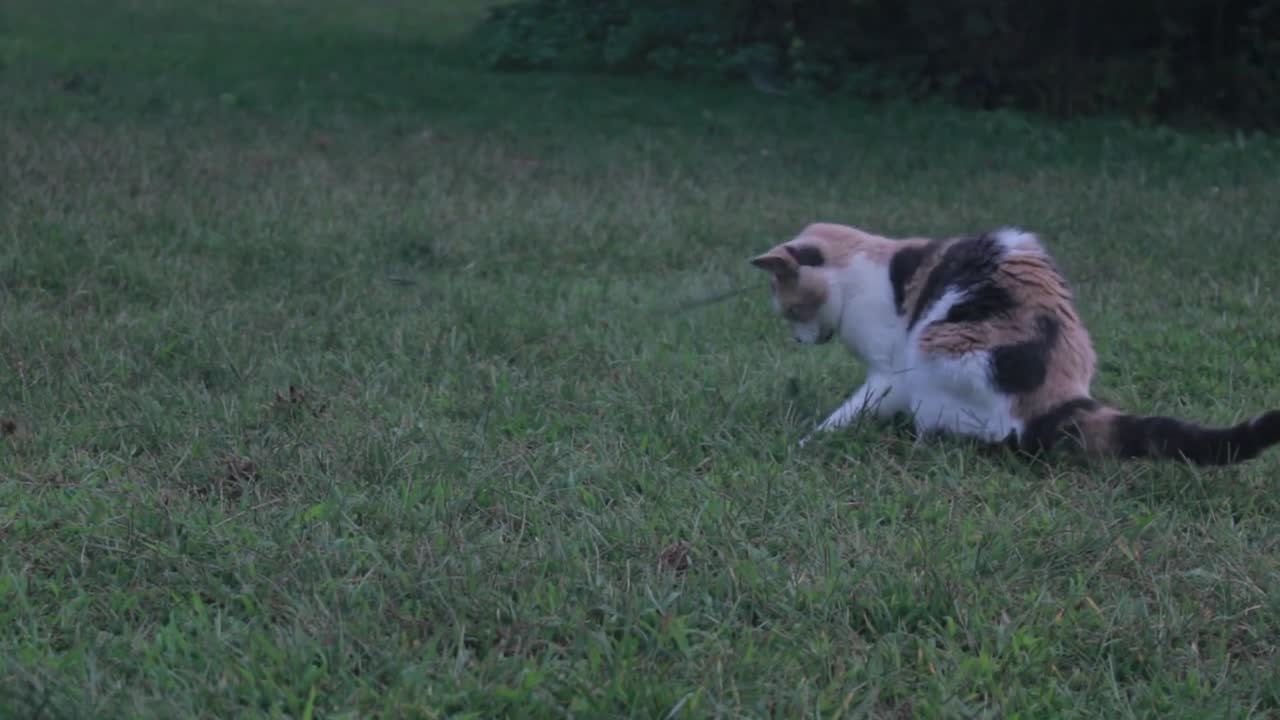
[1019,397,1280,466]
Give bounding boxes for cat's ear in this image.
[750,248,798,280]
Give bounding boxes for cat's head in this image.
[750,239,837,345]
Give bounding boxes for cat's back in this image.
[893,228,1097,410]
[891,229,1072,322]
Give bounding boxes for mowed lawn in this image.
[4,1,1280,717]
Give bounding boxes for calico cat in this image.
[752,222,1280,465]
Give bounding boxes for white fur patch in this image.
[909,352,1022,442]
[912,287,967,334]
[833,254,902,367]
[992,227,1039,254]
[792,319,823,344]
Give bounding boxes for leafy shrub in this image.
[473,0,1280,130]
[476,0,742,75]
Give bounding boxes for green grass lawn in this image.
[4,1,1280,717]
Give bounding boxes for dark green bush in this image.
[476,0,764,75]
[474,0,1280,129]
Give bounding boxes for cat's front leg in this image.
[800,376,901,447]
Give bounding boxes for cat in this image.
[752,222,1280,465]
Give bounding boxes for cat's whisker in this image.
[654,285,753,318]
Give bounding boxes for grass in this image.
[3,0,1280,716]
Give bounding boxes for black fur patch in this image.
[888,242,938,315]
[1254,410,1280,447]
[990,315,1060,394]
[1112,415,1191,461]
[1110,410,1280,466]
[784,244,825,267]
[908,233,1010,329]
[943,283,1017,324]
[1018,397,1099,453]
